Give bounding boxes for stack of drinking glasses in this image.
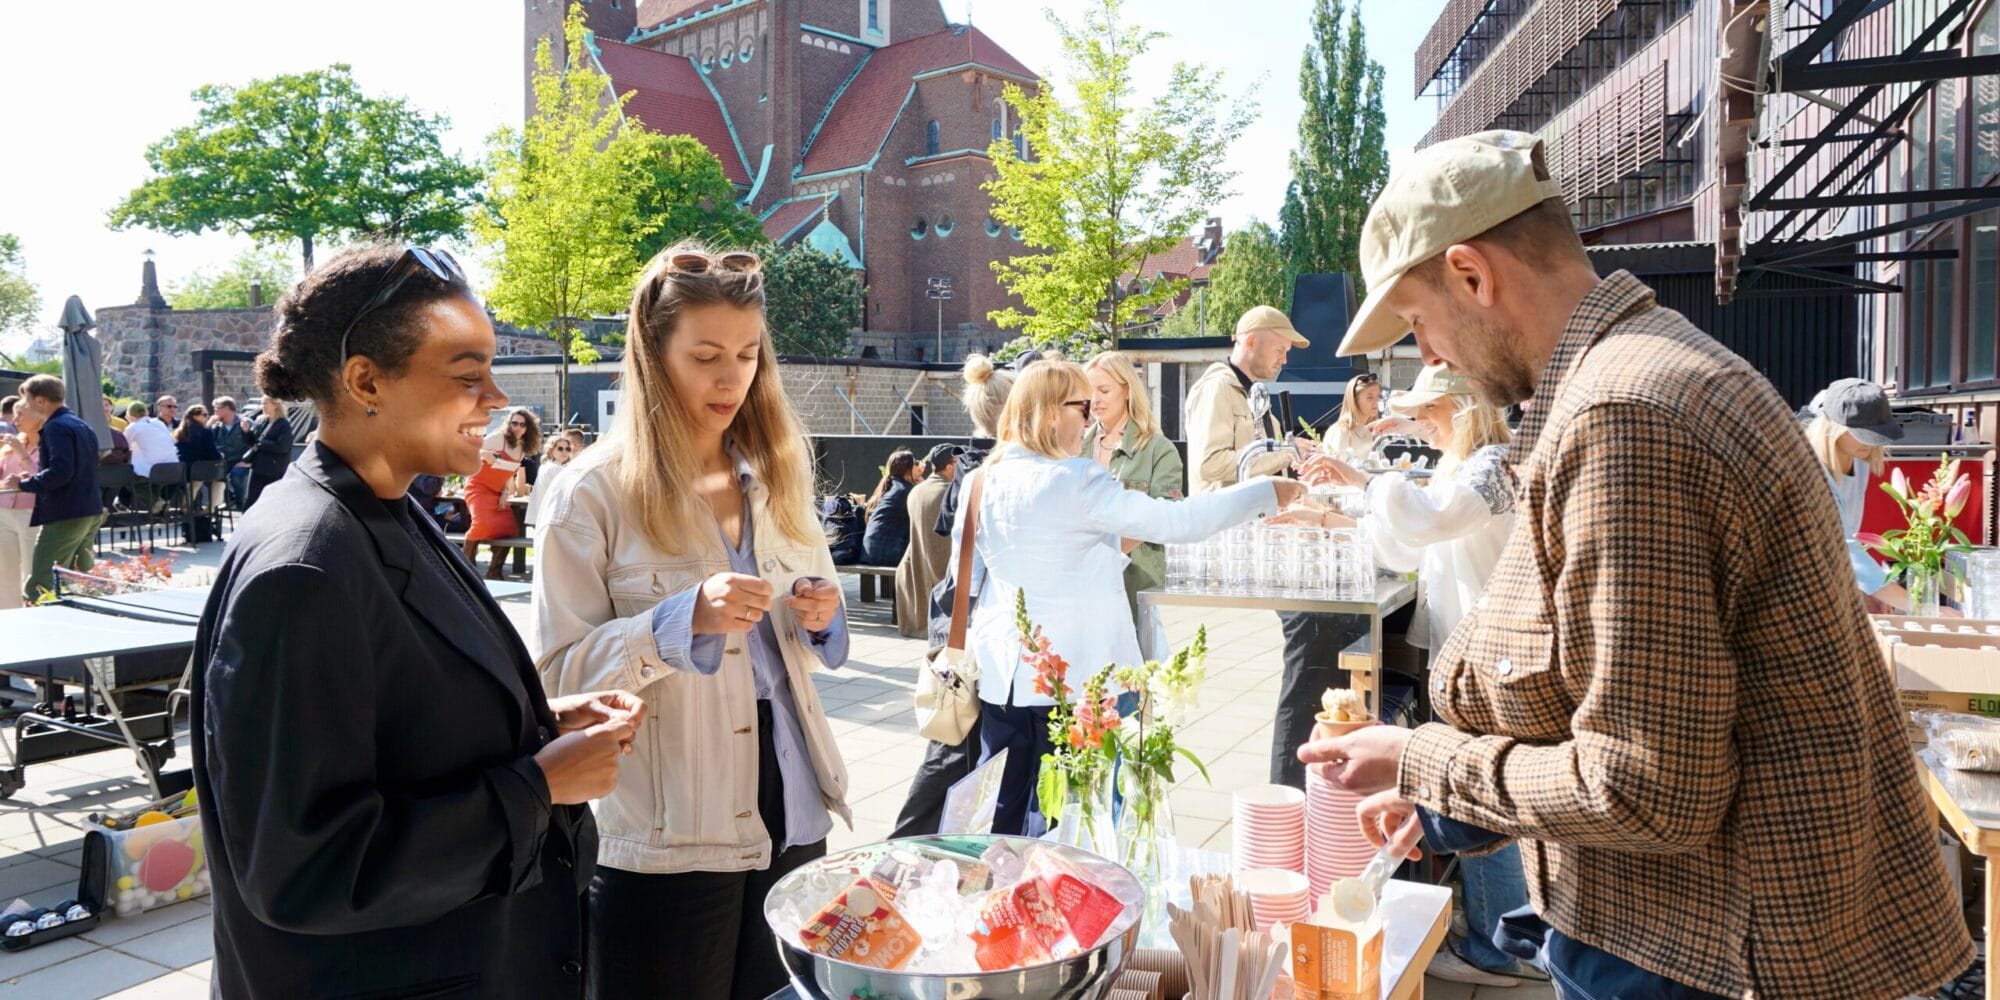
[1950,548,2000,618]
[1164,522,1377,600]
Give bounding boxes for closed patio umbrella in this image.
[58,296,110,453]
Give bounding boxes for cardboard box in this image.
[1291,921,1382,1000]
[1873,615,2000,743]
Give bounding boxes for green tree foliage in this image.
[631,133,766,260]
[109,65,478,272]
[0,235,39,339]
[1281,0,1388,283]
[985,0,1255,357]
[764,245,862,358]
[1206,220,1290,327]
[167,246,299,310]
[477,4,663,418]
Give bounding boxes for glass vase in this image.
[1115,767,1176,881]
[1049,772,1116,857]
[1908,565,1943,618]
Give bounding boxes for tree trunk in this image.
[300,233,315,273]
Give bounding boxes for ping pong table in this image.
[0,578,535,800]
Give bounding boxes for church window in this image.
[868,0,881,32]
[985,218,1003,237]
[720,43,734,67]
[911,217,929,239]
[740,37,755,62]
[936,214,956,236]
[925,120,941,157]
[992,119,1002,142]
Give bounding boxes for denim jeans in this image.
[1494,908,1729,1000]
[1456,844,1530,971]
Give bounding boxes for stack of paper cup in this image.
[1236,867,1312,932]
[1305,767,1376,900]
[1232,784,1306,874]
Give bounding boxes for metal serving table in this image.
[1138,577,1419,719]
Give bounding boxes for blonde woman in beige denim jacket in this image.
[532,245,850,1000]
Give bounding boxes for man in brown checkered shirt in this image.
[1303,131,1972,998]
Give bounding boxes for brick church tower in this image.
[521,0,1039,361]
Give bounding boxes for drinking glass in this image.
[1294,527,1328,597]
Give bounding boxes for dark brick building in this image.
[524,0,1039,360]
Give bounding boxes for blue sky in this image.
[0,0,1442,351]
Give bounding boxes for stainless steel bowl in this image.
[763,835,1144,1000]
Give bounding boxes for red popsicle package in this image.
[798,876,923,971]
[1025,847,1126,949]
[970,877,1068,970]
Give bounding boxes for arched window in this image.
[985,218,1003,237]
[925,120,941,157]
[992,118,1002,142]
[720,43,734,67]
[739,36,755,62]
[1013,133,1027,159]
[911,217,929,239]
[936,214,955,236]
[701,48,716,70]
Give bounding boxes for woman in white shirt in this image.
[1805,378,1909,611]
[1321,371,1382,461]
[1297,363,1538,987]
[952,359,1302,836]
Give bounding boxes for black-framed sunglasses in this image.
[1063,399,1093,418]
[338,247,468,361]
[1353,373,1381,386]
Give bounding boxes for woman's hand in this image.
[692,573,774,634]
[1269,477,1307,508]
[1296,454,1367,488]
[783,577,842,633]
[1264,505,1327,527]
[1368,415,1422,439]
[550,691,648,751]
[534,717,638,804]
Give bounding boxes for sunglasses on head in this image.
[1353,373,1380,386]
[665,250,762,276]
[338,247,468,362]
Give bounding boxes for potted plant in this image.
[1863,456,1974,616]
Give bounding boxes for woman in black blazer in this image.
[242,397,294,510]
[193,245,645,999]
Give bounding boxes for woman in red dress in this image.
[462,407,540,577]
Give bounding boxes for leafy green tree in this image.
[109,65,479,272]
[764,245,862,357]
[985,0,1255,356]
[631,133,766,260]
[1157,305,1203,337]
[168,246,299,310]
[1206,220,1290,328]
[1281,0,1388,282]
[0,235,38,339]
[478,3,662,420]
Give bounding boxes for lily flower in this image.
[1947,478,1972,519]
[1892,467,1910,499]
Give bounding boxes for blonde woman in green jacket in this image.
[1084,351,1186,660]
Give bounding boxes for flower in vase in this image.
[1891,467,1910,499]
[1947,479,1972,519]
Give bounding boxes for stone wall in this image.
[96,301,570,404]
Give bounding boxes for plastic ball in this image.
[115,876,134,891]
[134,810,172,827]
[139,840,196,892]
[176,885,194,901]
[116,889,135,906]
[114,901,138,918]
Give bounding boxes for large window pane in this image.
[1977,2,2000,182]
[1911,258,1931,387]
[1973,211,1999,381]
[1934,233,1959,387]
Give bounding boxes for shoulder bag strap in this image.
[946,468,986,654]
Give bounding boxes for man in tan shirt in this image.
[1186,308,1369,788]
[1303,130,1970,997]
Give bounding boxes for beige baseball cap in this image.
[1337,130,1566,357]
[1387,363,1476,412]
[1235,304,1309,347]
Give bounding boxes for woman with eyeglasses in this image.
[523,431,579,531]
[462,407,541,578]
[954,359,1305,836]
[533,244,851,1000]
[191,244,644,999]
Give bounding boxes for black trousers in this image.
[979,697,1054,837]
[890,717,982,838]
[586,701,826,1000]
[1269,611,1365,788]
